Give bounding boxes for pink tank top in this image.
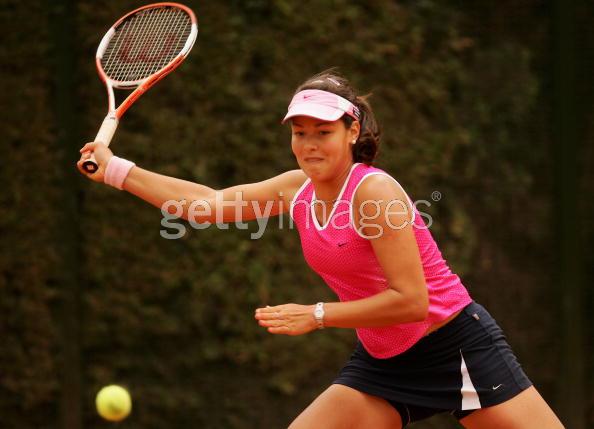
[290,163,472,358]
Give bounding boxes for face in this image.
[290,116,360,181]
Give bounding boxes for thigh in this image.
[459,386,565,429]
[288,384,403,429]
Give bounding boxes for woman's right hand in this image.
[76,142,114,183]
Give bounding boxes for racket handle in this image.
[83,116,119,174]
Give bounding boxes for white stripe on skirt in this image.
[460,350,481,410]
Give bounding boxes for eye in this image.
[319,130,332,135]
[293,131,304,137]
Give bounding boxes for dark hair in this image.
[294,69,381,165]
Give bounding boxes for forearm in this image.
[123,166,216,216]
[324,289,428,328]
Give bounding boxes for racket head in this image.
[96,2,197,92]
[83,3,197,174]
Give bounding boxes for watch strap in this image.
[314,302,325,330]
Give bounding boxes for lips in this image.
[304,157,324,163]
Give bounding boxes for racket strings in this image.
[106,8,184,80]
[107,8,190,81]
[102,7,192,83]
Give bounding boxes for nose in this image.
[302,135,319,151]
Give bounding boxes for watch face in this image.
[315,309,323,318]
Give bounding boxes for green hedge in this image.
[2,1,586,428]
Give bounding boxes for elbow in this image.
[414,304,430,322]
[386,288,429,324]
[408,292,429,322]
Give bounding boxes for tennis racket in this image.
[82,2,198,173]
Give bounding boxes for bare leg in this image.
[460,386,565,429]
[288,384,403,429]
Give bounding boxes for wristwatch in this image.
[314,302,325,329]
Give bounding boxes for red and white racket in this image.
[82,2,198,173]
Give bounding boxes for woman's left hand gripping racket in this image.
[81,2,198,174]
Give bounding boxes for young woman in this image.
[78,71,564,428]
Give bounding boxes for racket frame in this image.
[83,2,197,173]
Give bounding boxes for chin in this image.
[300,161,328,180]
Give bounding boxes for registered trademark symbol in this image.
[431,191,442,202]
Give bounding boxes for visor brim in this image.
[282,103,345,124]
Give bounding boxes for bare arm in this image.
[77,142,307,223]
[124,167,216,210]
[323,174,428,327]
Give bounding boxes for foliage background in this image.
[1,0,591,428]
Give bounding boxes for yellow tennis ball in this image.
[95,385,132,422]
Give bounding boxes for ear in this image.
[350,120,361,143]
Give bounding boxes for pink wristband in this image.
[104,156,135,190]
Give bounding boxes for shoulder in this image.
[353,173,414,235]
[354,172,409,204]
[279,169,308,186]
[277,169,308,193]
[274,169,308,203]
[256,169,306,190]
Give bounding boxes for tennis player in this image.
[78,71,564,428]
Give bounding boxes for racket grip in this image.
[95,115,119,147]
[83,115,119,174]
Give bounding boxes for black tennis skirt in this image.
[333,301,533,426]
